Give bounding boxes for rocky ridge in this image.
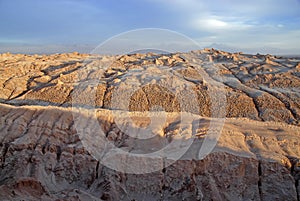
[0,49,300,200]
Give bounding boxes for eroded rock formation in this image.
[0,50,299,200]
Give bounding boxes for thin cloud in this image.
[1,0,300,54]
[153,0,300,53]
[191,16,253,32]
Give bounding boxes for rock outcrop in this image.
[0,50,299,200]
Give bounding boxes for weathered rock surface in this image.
[0,50,300,200]
[1,50,299,124]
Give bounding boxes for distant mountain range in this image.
[0,42,298,56]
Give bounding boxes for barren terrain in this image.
[0,49,300,200]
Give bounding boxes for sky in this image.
[0,0,300,54]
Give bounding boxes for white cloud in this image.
[197,18,228,29]
[150,0,300,53]
[191,16,253,32]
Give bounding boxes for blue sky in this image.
[1,0,300,54]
